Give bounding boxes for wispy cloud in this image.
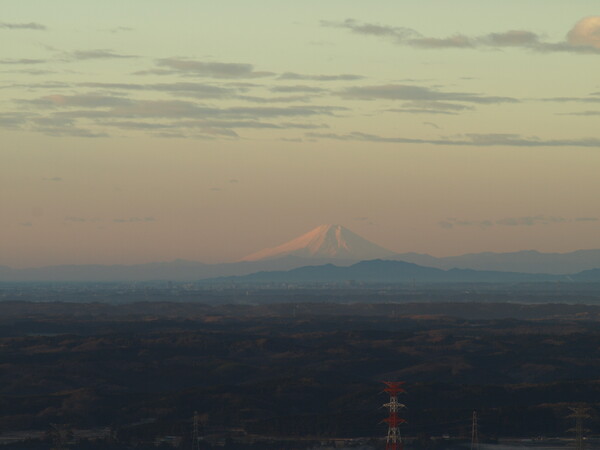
[42,98,343,120]
[558,111,600,116]
[543,95,600,104]
[23,93,132,108]
[12,87,339,139]
[0,22,46,30]
[149,58,275,78]
[80,81,235,99]
[65,216,86,222]
[108,26,133,34]
[340,84,517,104]
[324,16,600,54]
[0,58,46,65]
[308,131,600,148]
[31,116,109,138]
[68,49,138,60]
[439,216,597,229]
[237,94,314,103]
[278,72,364,81]
[78,81,318,103]
[0,113,29,129]
[113,217,155,223]
[271,85,326,93]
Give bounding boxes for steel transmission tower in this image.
[192,411,201,450]
[471,411,480,450]
[569,407,591,450]
[382,381,407,450]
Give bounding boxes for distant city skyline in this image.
[2,1,600,268]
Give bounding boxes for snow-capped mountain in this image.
[240,224,398,262]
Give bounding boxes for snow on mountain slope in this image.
[240,224,398,262]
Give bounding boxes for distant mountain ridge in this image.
[2,224,600,281]
[421,249,600,274]
[206,259,570,284]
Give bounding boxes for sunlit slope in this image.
[240,224,398,262]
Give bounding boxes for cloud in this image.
[439,219,494,229]
[237,95,313,103]
[271,85,326,93]
[322,19,418,42]
[0,22,46,30]
[23,93,132,108]
[65,216,86,222]
[31,116,109,138]
[325,17,600,54]
[439,216,596,229]
[0,59,46,65]
[567,16,600,49]
[495,216,567,226]
[0,81,69,90]
[340,84,518,104]
[81,81,235,99]
[558,111,600,116]
[543,95,600,103]
[411,35,474,49]
[100,121,175,130]
[50,99,343,120]
[0,113,29,128]
[113,217,155,223]
[387,109,455,115]
[307,131,600,147]
[109,26,133,34]
[1,69,55,76]
[483,30,540,47]
[278,72,365,81]
[387,100,475,115]
[17,90,337,138]
[153,58,275,78]
[69,49,138,60]
[78,82,316,103]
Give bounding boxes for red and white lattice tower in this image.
[382,381,407,450]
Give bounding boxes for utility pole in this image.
[382,381,407,450]
[470,411,480,450]
[569,407,591,450]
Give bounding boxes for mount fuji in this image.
[240,224,399,262]
[4,224,600,282]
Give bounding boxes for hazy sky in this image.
[2,1,600,267]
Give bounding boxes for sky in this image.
[2,0,600,268]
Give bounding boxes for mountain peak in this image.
[240,224,397,262]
